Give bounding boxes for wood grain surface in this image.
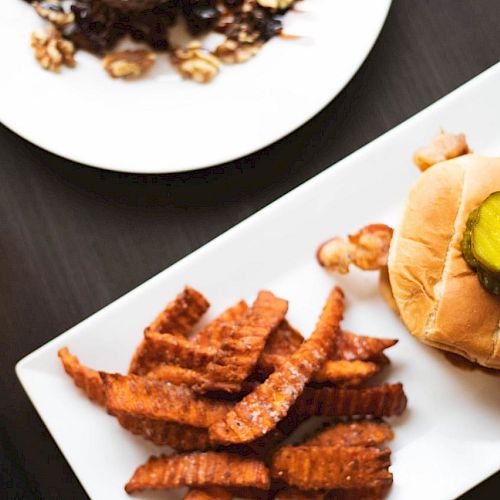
[1,1,499,498]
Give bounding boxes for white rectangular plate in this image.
[17,63,500,500]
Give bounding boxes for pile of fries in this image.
[59,285,407,499]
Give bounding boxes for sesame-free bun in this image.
[388,155,500,368]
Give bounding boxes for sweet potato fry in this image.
[258,355,380,386]
[333,331,397,361]
[129,286,210,375]
[193,300,249,347]
[294,384,407,418]
[304,421,394,448]
[197,291,288,393]
[117,414,212,450]
[275,489,325,500]
[209,287,344,445]
[103,373,233,428]
[184,488,233,500]
[58,348,105,406]
[147,365,249,393]
[146,364,206,386]
[131,331,217,375]
[271,446,392,490]
[146,286,210,336]
[258,323,393,382]
[329,480,393,500]
[262,320,305,357]
[313,360,380,385]
[124,452,270,493]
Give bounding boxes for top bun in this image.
[388,154,500,368]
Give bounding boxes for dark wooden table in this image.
[1,1,499,498]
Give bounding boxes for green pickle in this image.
[461,208,479,269]
[461,192,500,295]
[471,192,500,273]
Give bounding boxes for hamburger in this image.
[317,153,500,369]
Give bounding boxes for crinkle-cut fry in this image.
[198,291,289,393]
[258,356,379,386]
[304,421,394,448]
[124,452,271,493]
[129,286,209,375]
[147,365,247,393]
[256,320,304,377]
[209,287,344,445]
[275,488,326,499]
[329,479,393,500]
[263,320,305,357]
[58,348,105,406]
[146,286,210,336]
[333,331,398,361]
[146,364,206,386]
[294,384,407,418]
[271,446,392,490]
[184,488,233,500]
[117,414,212,451]
[102,373,233,428]
[193,301,249,347]
[313,359,380,385]
[131,331,217,375]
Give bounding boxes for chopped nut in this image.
[413,129,470,171]
[102,50,156,79]
[317,224,394,274]
[317,237,351,274]
[348,224,393,271]
[33,1,75,26]
[31,27,76,72]
[215,39,262,64]
[257,0,295,9]
[171,42,221,84]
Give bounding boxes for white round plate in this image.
[1,0,391,173]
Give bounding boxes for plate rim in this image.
[1,0,392,174]
[16,61,500,499]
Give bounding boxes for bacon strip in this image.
[209,287,344,445]
[304,421,394,448]
[193,301,249,347]
[294,384,407,418]
[58,348,105,406]
[117,414,212,451]
[125,452,270,493]
[102,373,232,428]
[271,445,392,490]
[197,291,288,393]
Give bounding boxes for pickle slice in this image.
[461,208,479,269]
[471,192,500,273]
[477,267,500,296]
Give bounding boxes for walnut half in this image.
[102,51,156,79]
[214,39,262,65]
[257,0,295,9]
[33,1,75,26]
[31,27,76,72]
[171,42,221,84]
